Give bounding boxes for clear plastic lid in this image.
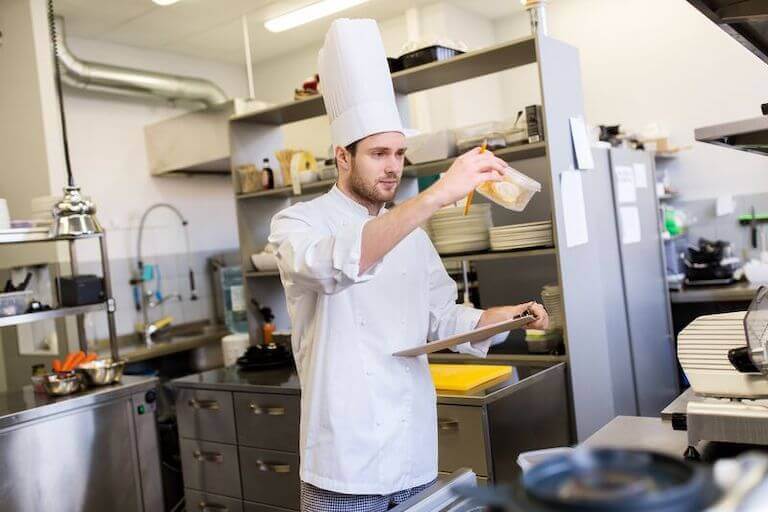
[475,167,542,212]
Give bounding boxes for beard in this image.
[348,159,400,204]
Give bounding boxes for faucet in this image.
[135,203,197,345]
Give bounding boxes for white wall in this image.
[496,0,768,200]
[62,36,248,263]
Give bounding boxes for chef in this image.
[269,18,548,512]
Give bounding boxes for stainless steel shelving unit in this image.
[0,232,119,360]
[226,32,655,439]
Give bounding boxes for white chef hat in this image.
[318,18,404,149]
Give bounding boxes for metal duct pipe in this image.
[54,16,228,106]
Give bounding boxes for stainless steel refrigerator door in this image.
[609,148,679,416]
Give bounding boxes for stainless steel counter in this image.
[669,281,760,304]
[0,375,158,429]
[171,363,562,405]
[0,375,164,511]
[583,415,689,458]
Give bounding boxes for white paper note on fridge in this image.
[632,163,648,189]
[560,170,588,248]
[620,206,642,244]
[569,116,595,170]
[615,165,637,204]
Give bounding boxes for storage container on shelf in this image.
[454,121,506,153]
[220,266,248,333]
[405,130,457,164]
[0,290,32,317]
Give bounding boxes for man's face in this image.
[340,131,406,205]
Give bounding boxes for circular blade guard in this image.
[745,286,768,375]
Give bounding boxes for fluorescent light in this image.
[264,0,370,33]
[153,0,180,5]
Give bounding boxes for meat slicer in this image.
[678,286,768,457]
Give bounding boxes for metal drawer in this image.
[185,489,244,512]
[234,392,299,452]
[181,439,242,498]
[244,501,295,512]
[240,447,300,509]
[436,404,489,476]
[178,389,236,444]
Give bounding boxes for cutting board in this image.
[429,364,512,391]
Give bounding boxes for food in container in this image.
[236,164,262,194]
[40,372,82,396]
[476,167,541,212]
[77,358,126,386]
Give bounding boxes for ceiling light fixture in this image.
[264,0,370,33]
[152,0,181,6]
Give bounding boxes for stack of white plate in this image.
[489,221,553,251]
[428,204,492,254]
[541,284,563,329]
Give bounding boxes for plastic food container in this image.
[476,167,542,211]
[454,122,507,153]
[0,290,32,317]
[406,130,457,164]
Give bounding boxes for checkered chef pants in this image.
[300,479,438,512]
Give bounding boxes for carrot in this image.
[52,359,62,373]
[62,352,77,371]
[70,351,86,370]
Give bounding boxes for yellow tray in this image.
[429,364,512,391]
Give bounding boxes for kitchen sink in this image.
[150,321,223,343]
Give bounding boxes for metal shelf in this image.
[242,249,555,278]
[440,247,556,266]
[244,270,280,278]
[236,179,337,200]
[236,143,547,201]
[0,231,103,246]
[0,302,107,328]
[404,142,546,178]
[231,36,537,126]
[695,115,768,157]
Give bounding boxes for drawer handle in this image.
[188,399,220,410]
[256,459,291,473]
[198,502,228,512]
[438,418,460,431]
[192,450,224,463]
[249,403,285,416]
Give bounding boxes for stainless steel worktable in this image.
[0,375,164,511]
[669,281,760,304]
[0,374,158,429]
[171,363,562,405]
[583,415,690,457]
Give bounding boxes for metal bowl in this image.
[77,359,126,386]
[39,372,82,396]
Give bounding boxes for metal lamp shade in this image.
[51,185,102,238]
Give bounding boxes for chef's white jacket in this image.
[268,186,504,495]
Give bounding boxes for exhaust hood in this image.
[144,98,269,176]
[688,0,768,155]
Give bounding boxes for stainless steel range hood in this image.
[695,116,768,155]
[688,0,768,155]
[144,98,269,176]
